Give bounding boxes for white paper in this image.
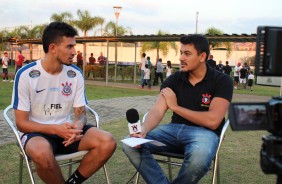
[121,137,166,147]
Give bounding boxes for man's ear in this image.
[49,43,57,54]
[200,52,207,63]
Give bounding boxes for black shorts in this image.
[234,76,239,82]
[20,124,94,155]
[248,79,253,86]
[2,68,8,74]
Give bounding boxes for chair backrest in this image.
[216,119,229,154]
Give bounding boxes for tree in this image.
[205,27,232,58]
[140,30,178,65]
[17,25,45,60]
[72,10,104,37]
[104,21,132,36]
[71,10,105,77]
[104,21,133,81]
[50,12,73,23]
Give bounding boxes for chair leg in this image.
[135,172,140,184]
[212,155,219,184]
[68,159,73,177]
[19,154,23,184]
[167,156,173,181]
[103,164,111,184]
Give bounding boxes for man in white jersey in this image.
[12,22,116,184]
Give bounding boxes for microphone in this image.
[126,108,142,134]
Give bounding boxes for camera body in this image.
[229,26,282,180]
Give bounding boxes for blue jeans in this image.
[122,123,219,184]
[140,70,145,85]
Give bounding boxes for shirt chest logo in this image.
[61,81,72,96]
[202,93,212,105]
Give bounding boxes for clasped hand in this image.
[58,123,83,147]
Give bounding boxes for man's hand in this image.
[129,132,146,148]
[55,123,83,146]
[161,87,178,111]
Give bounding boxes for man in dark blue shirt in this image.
[123,34,233,184]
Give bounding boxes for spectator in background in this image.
[98,52,106,66]
[146,56,152,70]
[206,54,216,69]
[141,64,151,89]
[247,71,255,91]
[2,51,9,82]
[88,53,96,65]
[244,62,251,80]
[138,53,147,86]
[166,60,173,78]
[87,53,96,78]
[153,58,164,85]
[11,50,25,82]
[215,60,224,73]
[223,61,232,76]
[76,50,83,70]
[239,65,248,89]
[234,62,241,89]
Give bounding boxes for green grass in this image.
[0,79,280,183]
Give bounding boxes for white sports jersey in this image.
[12,60,87,125]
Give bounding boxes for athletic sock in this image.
[65,169,87,184]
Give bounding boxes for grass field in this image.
[0,78,280,183]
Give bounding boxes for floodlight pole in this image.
[113,6,122,82]
[196,11,199,34]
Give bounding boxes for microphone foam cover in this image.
[126,108,139,123]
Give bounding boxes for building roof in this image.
[4,33,257,45]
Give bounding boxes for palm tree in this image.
[17,25,44,60]
[71,9,105,77]
[140,30,178,65]
[104,21,132,36]
[72,10,104,37]
[50,12,73,23]
[205,27,232,58]
[104,21,133,81]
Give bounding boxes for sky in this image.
[1,0,282,36]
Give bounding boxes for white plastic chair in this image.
[3,104,110,184]
[135,112,230,184]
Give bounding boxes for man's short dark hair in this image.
[180,34,210,61]
[42,22,78,53]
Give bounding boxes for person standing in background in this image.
[166,60,173,78]
[98,52,106,66]
[206,54,216,69]
[76,50,83,71]
[215,60,224,73]
[141,64,151,89]
[138,53,147,86]
[2,51,9,81]
[87,53,96,78]
[223,61,232,76]
[153,58,164,86]
[11,50,25,82]
[234,62,241,89]
[247,71,255,91]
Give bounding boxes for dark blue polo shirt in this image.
[161,65,233,135]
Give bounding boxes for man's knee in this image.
[101,132,117,153]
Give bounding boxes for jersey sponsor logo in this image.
[36,89,46,93]
[29,70,41,78]
[201,93,212,105]
[67,70,76,78]
[44,104,63,115]
[49,87,60,92]
[61,81,72,96]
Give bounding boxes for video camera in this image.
[229,26,282,182]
